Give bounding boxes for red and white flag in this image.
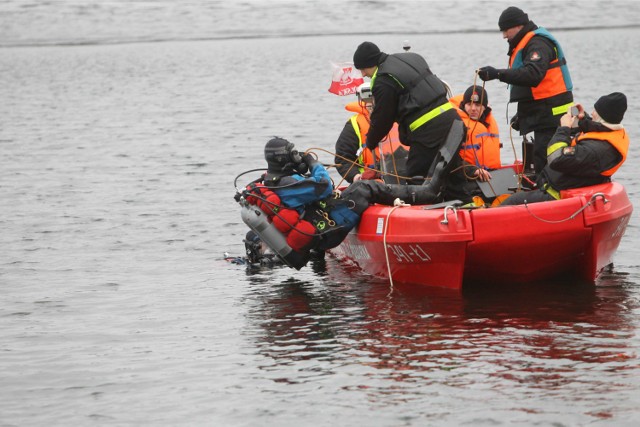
[328,61,364,96]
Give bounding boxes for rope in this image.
[306,146,415,184]
[523,193,607,224]
[386,135,404,185]
[382,198,411,296]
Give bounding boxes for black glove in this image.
[478,66,500,81]
[510,113,520,131]
[301,153,317,167]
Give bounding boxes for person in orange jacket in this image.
[334,82,404,183]
[478,6,573,177]
[450,85,501,171]
[439,85,494,202]
[501,92,628,206]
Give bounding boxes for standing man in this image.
[478,6,573,178]
[352,41,462,180]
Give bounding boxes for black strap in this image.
[548,56,567,70]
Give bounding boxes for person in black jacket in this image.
[501,92,629,206]
[352,41,463,181]
[478,6,573,178]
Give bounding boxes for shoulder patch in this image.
[530,51,541,61]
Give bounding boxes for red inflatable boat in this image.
[330,182,633,290]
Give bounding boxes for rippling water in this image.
[2,1,640,426]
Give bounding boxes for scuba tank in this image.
[240,200,309,270]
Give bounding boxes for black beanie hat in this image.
[463,85,489,107]
[498,6,529,31]
[594,92,627,124]
[353,41,382,69]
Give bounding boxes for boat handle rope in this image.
[524,192,609,224]
[383,198,411,296]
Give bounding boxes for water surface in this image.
[2,1,640,425]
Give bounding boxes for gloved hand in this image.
[510,113,520,131]
[301,153,317,167]
[478,66,500,81]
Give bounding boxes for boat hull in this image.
[331,182,633,290]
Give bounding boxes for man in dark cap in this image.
[452,85,501,170]
[434,85,500,202]
[352,41,464,183]
[500,92,629,205]
[477,6,574,179]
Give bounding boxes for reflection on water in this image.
[3,1,640,424]
[244,257,638,417]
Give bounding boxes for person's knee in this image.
[499,192,526,206]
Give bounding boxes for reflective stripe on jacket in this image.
[345,101,402,173]
[450,94,501,169]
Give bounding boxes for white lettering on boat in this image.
[340,241,371,260]
[611,215,630,239]
[387,244,431,263]
[376,217,384,234]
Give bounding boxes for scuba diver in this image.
[224,230,283,267]
[236,137,362,270]
[235,129,466,270]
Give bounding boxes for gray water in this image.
[2,1,640,426]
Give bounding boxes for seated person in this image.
[501,92,628,205]
[334,82,405,183]
[450,85,501,170]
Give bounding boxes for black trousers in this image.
[532,127,558,177]
[500,188,555,206]
[404,109,460,178]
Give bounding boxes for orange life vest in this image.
[345,101,378,172]
[508,29,572,101]
[573,128,629,176]
[450,94,501,169]
[345,101,405,175]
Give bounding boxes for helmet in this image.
[264,137,302,178]
[356,82,373,104]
